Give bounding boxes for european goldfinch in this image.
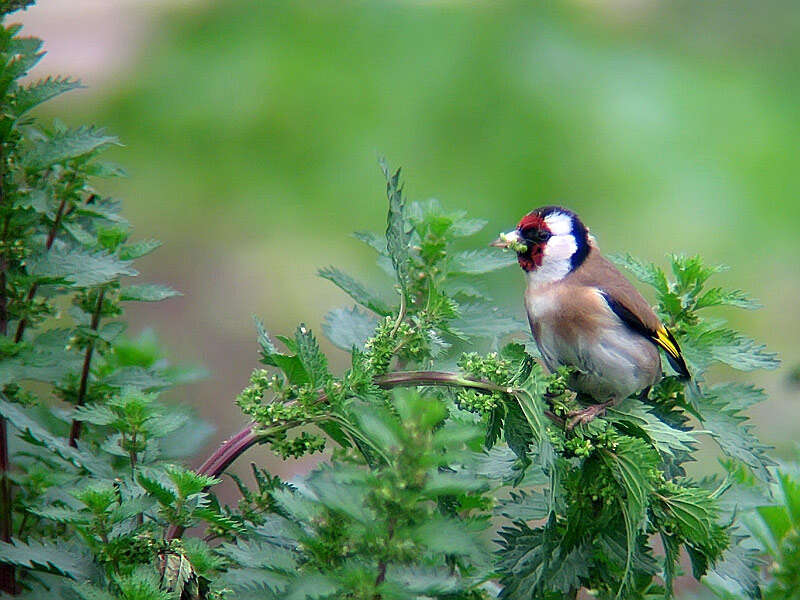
[491,206,690,427]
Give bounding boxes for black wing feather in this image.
[599,291,691,380]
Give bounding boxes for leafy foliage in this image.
[0,5,782,599]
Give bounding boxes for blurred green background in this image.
[17,0,800,474]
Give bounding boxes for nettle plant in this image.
[0,4,786,600]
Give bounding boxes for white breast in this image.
[525,287,661,400]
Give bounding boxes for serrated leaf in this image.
[12,76,83,117]
[322,306,378,351]
[704,536,762,600]
[22,125,119,170]
[384,565,462,595]
[0,538,93,580]
[451,248,516,274]
[71,582,117,600]
[72,403,116,426]
[102,366,169,390]
[137,472,178,505]
[694,287,762,311]
[450,302,524,340]
[218,538,297,572]
[120,284,182,302]
[708,382,767,412]
[284,573,337,600]
[682,324,780,373]
[28,245,137,287]
[609,253,669,295]
[159,552,195,597]
[701,404,774,481]
[295,324,329,388]
[497,521,590,598]
[220,567,289,594]
[0,395,112,477]
[450,217,487,237]
[608,398,697,458]
[352,231,386,254]
[318,266,391,315]
[498,490,549,522]
[119,239,162,260]
[381,160,412,294]
[411,516,483,558]
[192,508,244,533]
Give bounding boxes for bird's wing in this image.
[569,248,691,379]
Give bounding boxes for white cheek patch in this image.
[543,211,574,236]
[526,212,577,289]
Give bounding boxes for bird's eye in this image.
[522,229,551,243]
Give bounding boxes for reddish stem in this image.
[165,370,550,542]
[68,288,106,447]
[13,197,67,344]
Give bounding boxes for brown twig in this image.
[165,370,556,542]
[68,288,105,447]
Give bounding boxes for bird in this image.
[490,206,690,428]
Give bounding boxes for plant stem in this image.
[68,288,105,447]
[13,197,67,343]
[167,369,555,544]
[0,124,17,595]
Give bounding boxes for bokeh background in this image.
[15,0,799,476]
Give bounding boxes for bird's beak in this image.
[490,230,523,250]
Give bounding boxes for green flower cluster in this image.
[455,351,512,414]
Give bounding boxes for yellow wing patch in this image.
[652,326,691,379]
[654,327,680,360]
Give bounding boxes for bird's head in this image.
[491,206,591,281]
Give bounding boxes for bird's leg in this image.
[566,399,615,430]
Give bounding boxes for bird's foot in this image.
[566,400,615,430]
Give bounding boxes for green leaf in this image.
[71,582,117,600]
[699,401,774,481]
[608,398,697,458]
[218,538,297,572]
[352,230,386,253]
[450,302,524,340]
[119,283,181,302]
[295,324,329,388]
[601,437,659,591]
[411,516,484,558]
[119,238,162,260]
[0,538,93,580]
[451,248,516,274]
[503,401,533,464]
[72,403,116,426]
[708,382,766,412]
[137,472,178,506]
[0,395,112,477]
[22,125,119,169]
[102,367,169,390]
[322,306,378,351]
[381,160,412,294]
[284,573,337,600]
[694,287,762,311]
[704,536,762,600]
[498,490,549,522]
[497,521,590,598]
[318,266,391,315]
[384,565,462,595]
[28,246,137,287]
[12,76,83,117]
[609,253,668,295]
[686,326,780,372]
[660,533,681,599]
